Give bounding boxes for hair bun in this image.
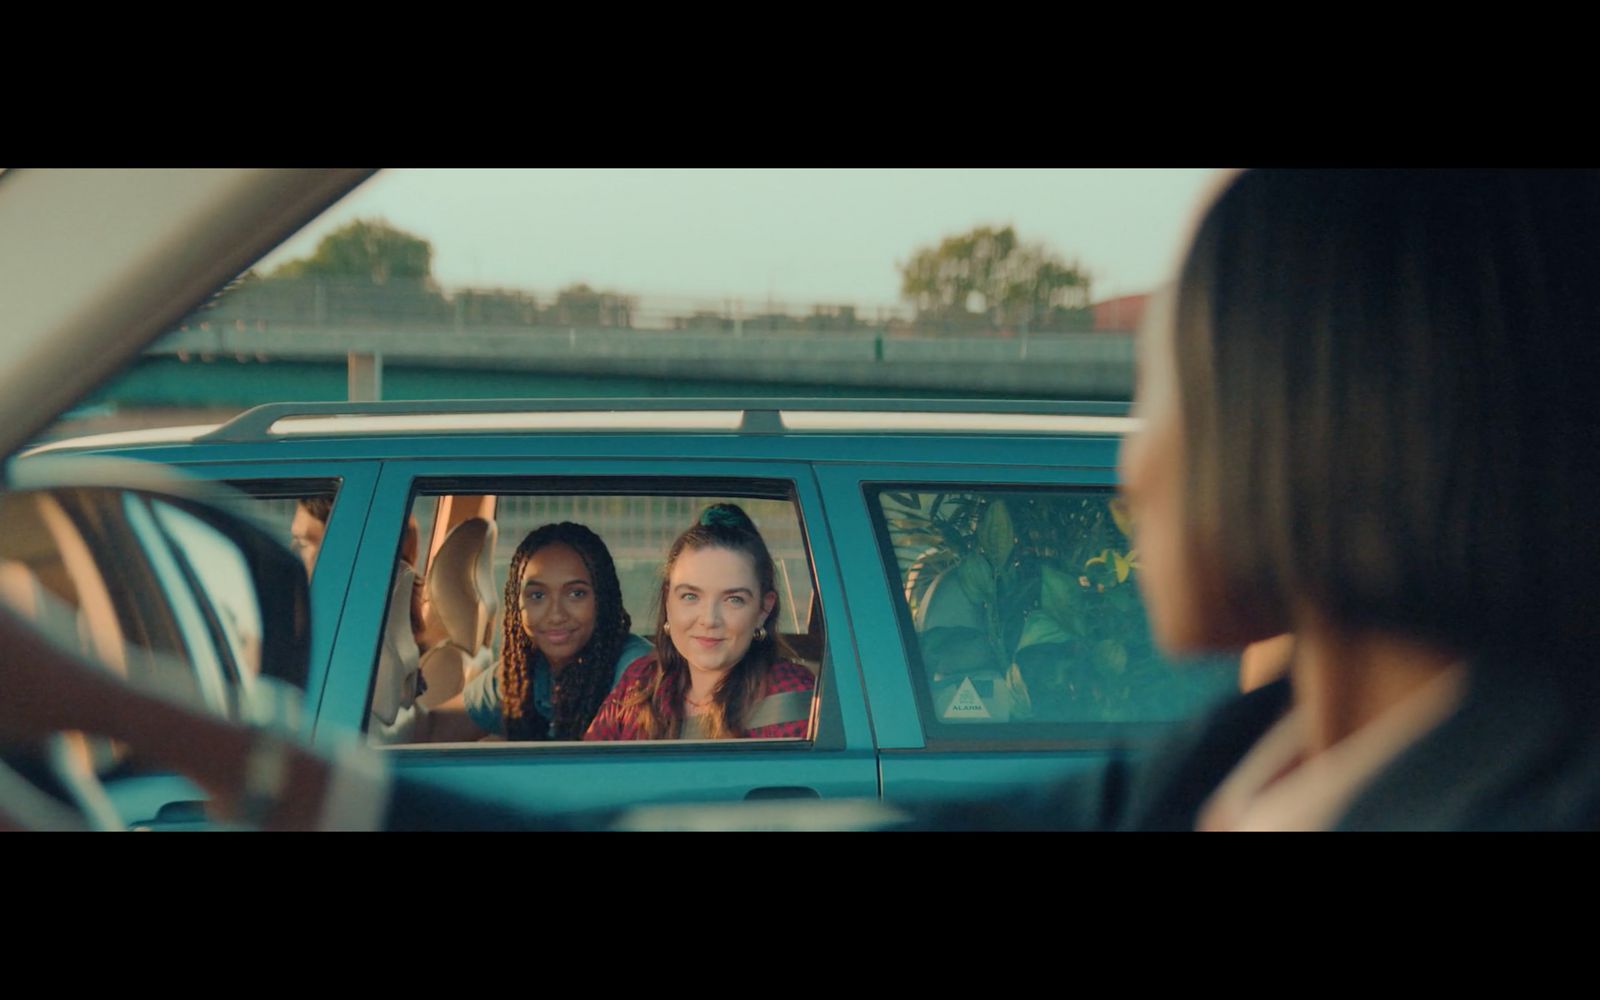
[699,503,756,533]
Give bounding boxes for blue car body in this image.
[26,399,1236,824]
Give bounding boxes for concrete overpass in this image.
[151,321,1135,401]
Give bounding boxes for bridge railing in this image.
[152,277,1135,397]
[182,277,1116,340]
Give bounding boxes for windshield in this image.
[36,168,1219,443]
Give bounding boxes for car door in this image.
[87,457,381,828]
[814,455,1239,813]
[317,455,879,815]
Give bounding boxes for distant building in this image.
[1093,293,1149,332]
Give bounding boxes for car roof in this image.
[26,397,1133,447]
[21,398,1136,468]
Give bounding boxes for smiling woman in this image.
[406,521,651,743]
[584,503,817,741]
[490,523,647,740]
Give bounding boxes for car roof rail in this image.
[196,398,1134,443]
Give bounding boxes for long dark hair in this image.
[499,522,631,740]
[626,503,787,739]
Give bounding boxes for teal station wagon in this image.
[22,397,1239,825]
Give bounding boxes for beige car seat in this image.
[0,528,128,830]
[416,517,499,710]
[0,557,83,653]
[369,561,423,742]
[33,494,129,681]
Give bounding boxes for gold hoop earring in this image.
[662,622,671,633]
[753,624,767,641]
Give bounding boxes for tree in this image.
[899,225,1092,332]
[273,218,434,286]
[456,288,541,326]
[544,283,636,328]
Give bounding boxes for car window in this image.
[370,479,822,746]
[409,494,440,578]
[489,494,814,657]
[32,169,1218,449]
[869,485,1236,744]
[0,488,236,719]
[224,478,342,580]
[150,499,262,681]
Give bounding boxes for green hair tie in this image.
[699,504,750,531]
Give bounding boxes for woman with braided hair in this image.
[584,503,815,741]
[426,522,650,742]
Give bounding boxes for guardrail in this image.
[156,277,1134,397]
[151,322,1134,398]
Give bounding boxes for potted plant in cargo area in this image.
[883,492,1231,724]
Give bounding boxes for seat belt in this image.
[742,688,814,731]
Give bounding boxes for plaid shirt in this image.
[583,654,815,740]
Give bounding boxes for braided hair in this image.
[625,503,788,739]
[499,522,632,741]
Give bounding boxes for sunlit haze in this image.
[259,168,1220,308]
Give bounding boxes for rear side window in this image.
[870,485,1235,744]
[490,495,814,658]
[370,480,824,747]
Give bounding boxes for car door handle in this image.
[744,786,821,800]
[128,800,211,830]
[155,799,209,822]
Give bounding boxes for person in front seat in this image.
[910,169,1600,831]
[289,495,332,578]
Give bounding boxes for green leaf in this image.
[1094,640,1129,675]
[956,553,995,605]
[978,500,1015,569]
[1041,563,1076,624]
[918,625,984,663]
[918,626,997,677]
[1016,610,1069,651]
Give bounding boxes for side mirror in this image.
[1,457,312,725]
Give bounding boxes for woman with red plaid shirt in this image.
[584,504,815,741]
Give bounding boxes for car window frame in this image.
[814,452,1180,751]
[319,456,874,758]
[862,478,1235,750]
[109,458,385,720]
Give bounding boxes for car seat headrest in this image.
[427,517,498,652]
[371,561,421,729]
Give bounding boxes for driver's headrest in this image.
[427,517,499,651]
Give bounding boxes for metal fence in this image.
[188,276,1117,338]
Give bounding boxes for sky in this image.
[257,168,1223,311]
